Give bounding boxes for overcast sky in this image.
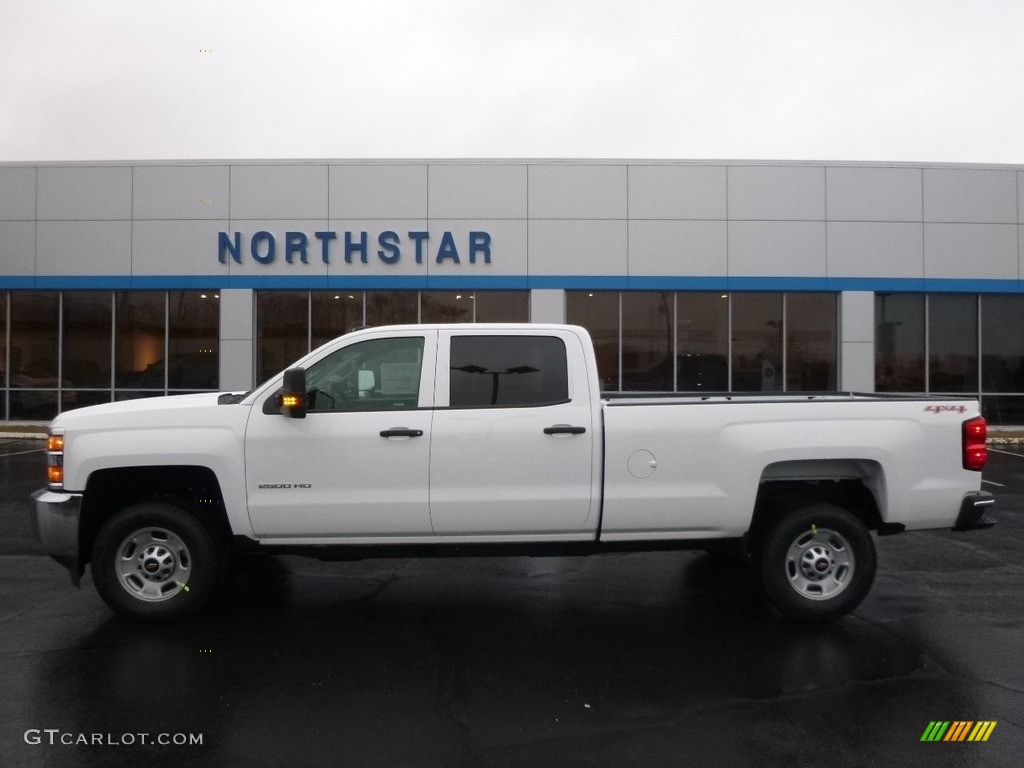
[3,0,1023,164]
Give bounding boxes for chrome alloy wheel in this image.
[784,527,854,601]
[114,527,191,602]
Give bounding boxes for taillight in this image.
[46,428,65,489]
[962,417,987,471]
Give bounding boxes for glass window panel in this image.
[421,292,474,323]
[981,295,1024,393]
[62,291,112,389]
[312,291,363,348]
[168,291,219,390]
[305,336,424,413]
[786,293,837,391]
[474,292,529,323]
[256,291,308,384]
[929,294,978,393]
[620,292,673,391]
[114,390,167,402]
[116,291,166,389]
[677,293,729,391]
[0,292,5,419]
[982,395,1024,426]
[566,291,619,391]
[731,293,783,392]
[63,390,110,412]
[9,389,58,421]
[366,291,418,326]
[10,292,59,387]
[450,336,568,407]
[876,294,924,392]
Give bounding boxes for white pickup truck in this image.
[32,323,995,622]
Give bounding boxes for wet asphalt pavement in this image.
[1,437,1021,767]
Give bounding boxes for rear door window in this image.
[449,336,568,408]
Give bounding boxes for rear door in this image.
[428,329,599,537]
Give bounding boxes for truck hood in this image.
[50,393,246,431]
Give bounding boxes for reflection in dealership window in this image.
[731,293,783,392]
[116,291,165,390]
[168,293,219,390]
[787,293,837,391]
[621,292,673,391]
[566,292,619,390]
[568,291,836,394]
[677,293,729,391]
[9,293,60,420]
[929,294,978,394]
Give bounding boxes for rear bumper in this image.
[30,488,83,586]
[952,491,996,532]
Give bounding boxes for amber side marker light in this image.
[962,417,988,471]
[46,430,65,489]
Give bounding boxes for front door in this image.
[245,331,436,539]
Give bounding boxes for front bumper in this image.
[952,491,996,532]
[30,488,83,586]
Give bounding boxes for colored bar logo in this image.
[921,721,997,742]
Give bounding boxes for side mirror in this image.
[276,367,307,418]
[358,369,376,393]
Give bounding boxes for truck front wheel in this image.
[756,503,876,621]
[91,502,219,621]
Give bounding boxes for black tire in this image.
[91,502,220,621]
[755,502,876,622]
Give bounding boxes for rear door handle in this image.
[543,425,586,435]
[380,428,424,438]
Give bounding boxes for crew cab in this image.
[32,324,995,621]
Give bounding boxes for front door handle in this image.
[543,425,586,435]
[380,428,424,438]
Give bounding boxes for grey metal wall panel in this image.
[0,167,35,220]
[0,222,35,274]
[628,220,727,276]
[38,166,131,221]
[827,222,923,278]
[924,223,1018,278]
[827,166,922,222]
[840,291,875,344]
[728,221,827,276]
[330,164,427,219]
[219,288,254,342]
[429,164,527,219]
[528,165,627,219]
[628,165,726,220]
[134,220,230,276]
[134,165,229,220]
[923,168,1017,223]
[36,221,131,274]
[1019,171,1024,223]
[528,220,628,275]
[727,166,825,221]
[230,165,328,220]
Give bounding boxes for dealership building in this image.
[1,159,1023,424]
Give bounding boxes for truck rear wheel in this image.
[91,502,219,621]
[756,502,876,621]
